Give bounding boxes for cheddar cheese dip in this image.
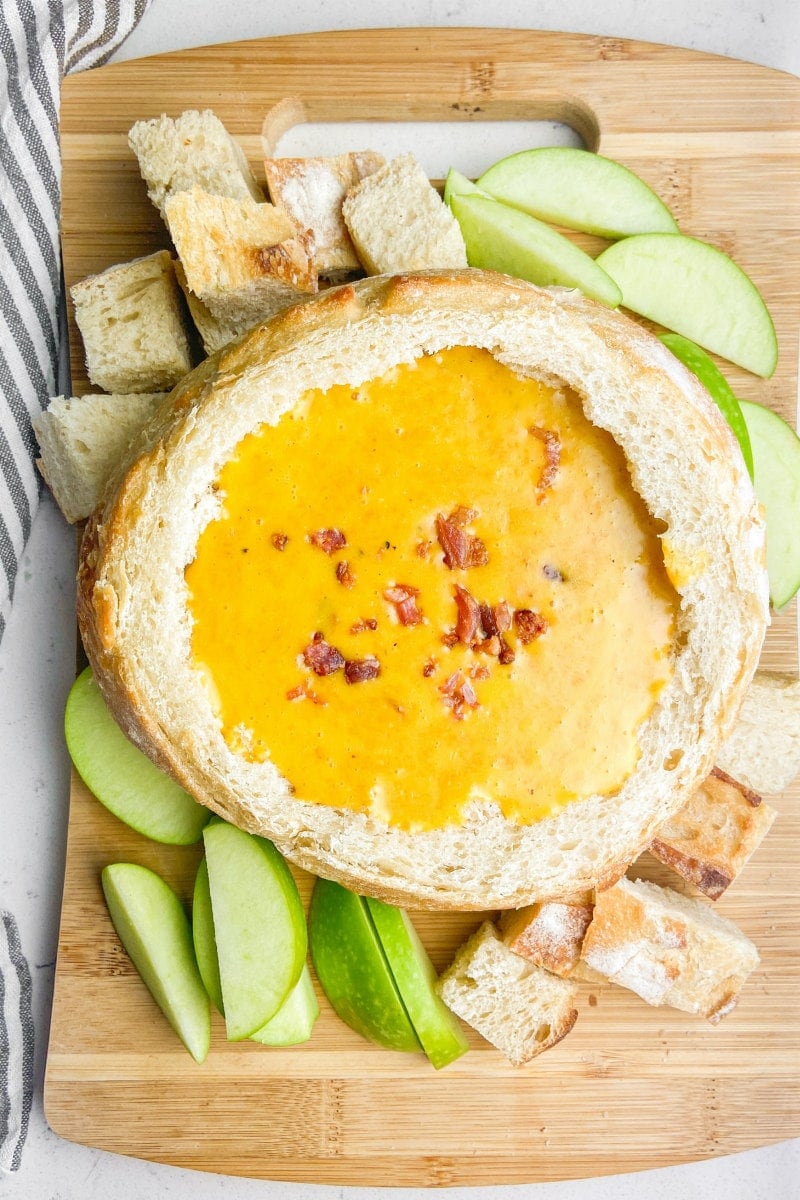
[186,346,678,831]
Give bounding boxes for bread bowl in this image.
[77,268,769,910]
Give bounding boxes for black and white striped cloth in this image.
[0,1,152,1172]
[0,0,151,646]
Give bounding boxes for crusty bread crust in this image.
[77,269,769,910]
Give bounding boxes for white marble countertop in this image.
[2,1,798,1196]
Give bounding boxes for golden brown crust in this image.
[77,269,769,910]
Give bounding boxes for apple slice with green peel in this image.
[364,897,469,1069]
[102,862,210,1063]
[449,192,622,307]
[739,400,800,609]
[192,856,224,1013]
[203,822,307,1040]
[250,966,319,1046]
[658,332,754,478]
[308,877,421,1052]
[596,233,778,378]
[443,167,488,206]
[65,666,209,845]
[477,147,678,239]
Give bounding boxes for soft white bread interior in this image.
[580,876,760,1022]
[34,392,165,523]
[70,250,193,394]
[77,269,768,911]
[128,109,264,222]
[715,670,800,794]
[649,767,777,899]
[172,259,251,356]
[342,153,468,274]
[436,920,579,1064]
[164,187,317,329]
[264,151,385,277]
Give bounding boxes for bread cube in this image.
[70,250,193,394]
[128,108,264,222]
[716,670,800,794]
[342,152,467,274]
[436,921,578,1065]
[499,896,594,977]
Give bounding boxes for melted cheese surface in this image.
[186,347,677,830]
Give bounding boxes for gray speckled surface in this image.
[2,2,798,1196]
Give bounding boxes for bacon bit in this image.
[441,630,459,648]
[481,634,501,657]
[350,617,378,634]
[271,532,289,551]
[309,527,347,554]
[454,584,480,644]
[439,670,479,720]
[435,507,489,569]
[422,656,438,677]
[498,637,515,665]
[384,583,424,626]
[470,663,490,680]
[286,680,326,704]
[303,632,345,676]
[335,560,356,589]
[543,562,564,582]
[529,426,561,501]
[514,608,548,644]
[344,656,381,684]
[415,540,432,559]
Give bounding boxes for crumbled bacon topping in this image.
[309,527,347,554]
[435,507,489,569]
[335,560,356,589]
[302,632,345,676]
[271,532,288,551]
[479,600,512,638]
[415,540,432,559]
[286,680,326,704]
[454,584,480,644]
[514,608,548,644]
[470,663,490,680]
[439,670,479,720]
[350,617,378,634]
[344,656,381,684]
[441,630,459,648]
[384,583,424,626]
[529,426,561,501]
[422,656,438,677]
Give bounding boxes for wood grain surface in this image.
[46,27,800,1186]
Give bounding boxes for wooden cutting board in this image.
[46,28,800,1186]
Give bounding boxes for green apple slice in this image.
[203,822,307,1040]
[102,862,210,1063]
[250,965,319,1046]
[596,233,778,377]
[65,667,209,845]
[739,400,800,609]
[308,877,421,1052]
[658,332,754,478]
[477,147,678,239]
[192,856,224,1013]
[443,167,488,205]
[449,192,622,307]
[364,897,469,1069]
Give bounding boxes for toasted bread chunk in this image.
[34,392,165,523]
[165,187,317,329]
[71,250,193,394]
[650,768,777,899]
[264,151,385,278]
[499,896,594,977]
[128,109,264,222]
[716,670,800,794]
[581,877,759,1022]
[342,153,468,274]
[436,921,578,1064]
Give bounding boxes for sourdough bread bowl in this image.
[77,269,769,910]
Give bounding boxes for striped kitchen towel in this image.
[0,2,153,1173]
[0,912,34,1174]
[0,0,152,647]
